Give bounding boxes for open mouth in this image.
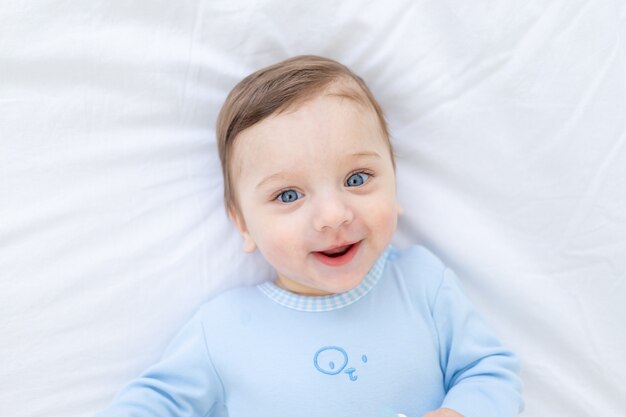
[313,241,361,266]
[321,244,353,257]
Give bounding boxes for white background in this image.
[1,1,625,416]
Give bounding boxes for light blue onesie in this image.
[97,245,523,417]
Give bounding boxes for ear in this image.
[227,206,257,253]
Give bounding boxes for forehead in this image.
[231,93,388,179]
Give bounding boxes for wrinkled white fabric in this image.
[1,1,624,416]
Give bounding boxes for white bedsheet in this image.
[1,1,625,416]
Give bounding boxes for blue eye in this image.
[346,172,369,187]
[276,189,303,203]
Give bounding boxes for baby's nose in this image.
[312,195,354,231]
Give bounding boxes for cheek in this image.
[255,225,303,275]
[248,212,303,251]
[362,199,398,236]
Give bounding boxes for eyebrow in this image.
[255,151,382,190]
[350,151,382,159]
[256,172,293,190]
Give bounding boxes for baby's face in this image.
[229,93,399,296]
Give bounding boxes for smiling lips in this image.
[313,241,361,266]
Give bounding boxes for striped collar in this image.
[257,247,390,312]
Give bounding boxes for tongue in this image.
[322,245,351,257]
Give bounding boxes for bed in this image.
[1,1,625,416]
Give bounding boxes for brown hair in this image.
[216,55,393,214]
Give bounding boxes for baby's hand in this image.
[422,408,464,417]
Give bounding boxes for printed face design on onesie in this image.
[229,91,399,296]
[314,346,368,381]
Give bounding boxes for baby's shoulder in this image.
[387,244,449,300]
[388,244,447,275]
[193,285,263,324]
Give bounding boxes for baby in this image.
[97,56,523,417]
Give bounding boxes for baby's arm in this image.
[422,408,463,417]
[96,309,222,417]
[430,268,523,417]
[399,409,461,417]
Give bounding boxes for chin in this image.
[325,273,365,294]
